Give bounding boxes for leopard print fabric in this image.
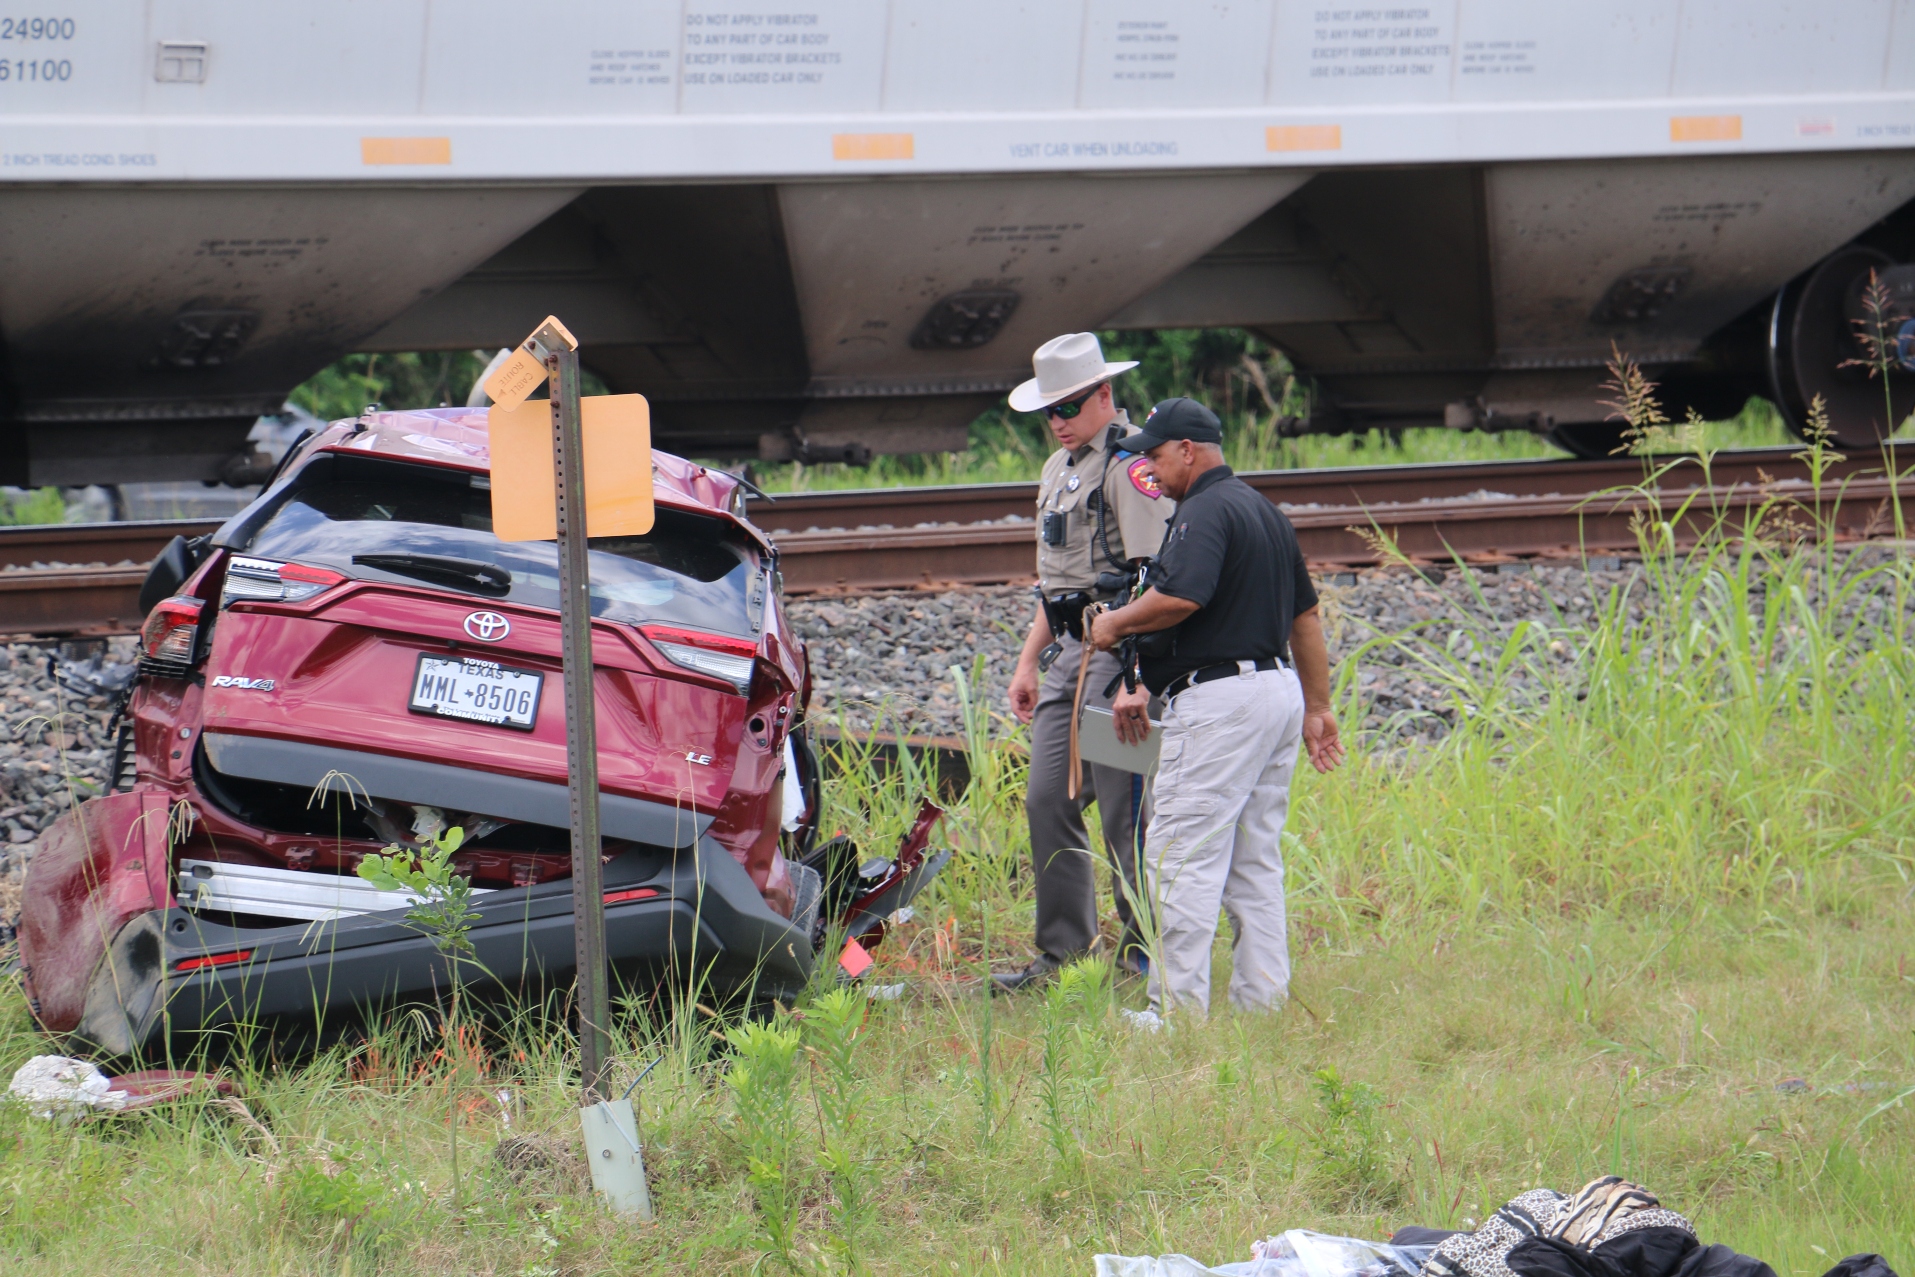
[1418,1180,1695,1277]
[1422,1190,1568,1277]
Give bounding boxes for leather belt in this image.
[1164,657,1282,700]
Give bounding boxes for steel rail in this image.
[771,473,1913,592]
[742,443,1911,535]
[3,450,1909,636]
[0,517,223,572]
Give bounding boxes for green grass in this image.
[3,460,1913,1275]
[3,907,1908,1274]
[738,396,1807,495]
[0,488,66,527]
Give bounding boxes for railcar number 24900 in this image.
[0,18,75,40]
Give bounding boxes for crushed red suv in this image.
[16,409,945,1057]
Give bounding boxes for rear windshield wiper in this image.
[351,552,511,596]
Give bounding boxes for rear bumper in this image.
[200,731,713,849]
[67,836,813,1059]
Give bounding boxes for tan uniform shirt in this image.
[1035,411,1171,595]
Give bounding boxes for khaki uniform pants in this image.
[1026,634,1151,966]
[1144,664,1303,1016]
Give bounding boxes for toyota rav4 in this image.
[16,408,945,1057]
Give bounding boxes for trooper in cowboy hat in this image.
[997,333,1170,992]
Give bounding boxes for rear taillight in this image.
[175,948,254,972]
[139,595,204,677]
[639,624,758,694]
[221,555,345,607]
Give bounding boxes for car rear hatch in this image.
[195,450,772,859]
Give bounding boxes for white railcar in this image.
[4,0,1914,478]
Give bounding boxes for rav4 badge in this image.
[464,611,511,641]
[211,676,276,691]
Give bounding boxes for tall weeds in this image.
[804,986,873,1272]
[1295,362,1915,927]
[1037,959,1114,1179]
[724,1018,805,1269]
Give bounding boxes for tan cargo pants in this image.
[1143,663,1304,1016]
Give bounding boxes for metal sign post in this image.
[549,338,610,1103]
[484,316,654,1149]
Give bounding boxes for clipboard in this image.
[1077,706,1162,775]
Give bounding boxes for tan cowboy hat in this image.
[1007,332,1138,412]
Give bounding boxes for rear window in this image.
[234,454,760,636]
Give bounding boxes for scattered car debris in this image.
[50,649,137,702]
[6,1054,244,1120]
[7,1055,130,1119]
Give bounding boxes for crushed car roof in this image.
[243,406,766,548]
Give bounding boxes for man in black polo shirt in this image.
[1088,397,1344,1016]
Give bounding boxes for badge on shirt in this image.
[1066,473,1081,492]
[1127,456,1162,499]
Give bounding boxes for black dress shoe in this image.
[989,961,1058,994]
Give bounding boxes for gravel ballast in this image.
[783,560,1649,738]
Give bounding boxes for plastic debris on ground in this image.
[1098,1230,1432,1277]
[52,650,138,700]
[1254,1231,1432,1276]
[1121,1007,1165,1033]
[866,982,906,1000]
[6,1057,241,1121]
[7,1056,130,1119]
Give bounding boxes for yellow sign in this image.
[482,347,549,411]
[488,394,654,542]
[481,315,580,411]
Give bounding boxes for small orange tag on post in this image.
[488,394,655,541]
[838,938,874,977]
[483,346,549,412]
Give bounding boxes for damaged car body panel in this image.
[16,408,946,1058]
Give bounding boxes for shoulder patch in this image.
[1127,455,1162,499]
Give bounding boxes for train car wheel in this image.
[1768,246,1915,448]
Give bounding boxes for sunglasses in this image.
[1043,385,1101,420]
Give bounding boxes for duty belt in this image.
[1164,657,1283,700]
[1034,588,1094,674]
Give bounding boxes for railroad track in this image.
[3,446,1910,637]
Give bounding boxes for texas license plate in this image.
[409,654,543,730]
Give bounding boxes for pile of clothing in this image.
[1094,1178,1900,1277]
[1408,1177,1898,1277]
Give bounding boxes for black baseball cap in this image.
[1118,397,1223,452]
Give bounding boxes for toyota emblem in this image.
[463,611,510,641]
